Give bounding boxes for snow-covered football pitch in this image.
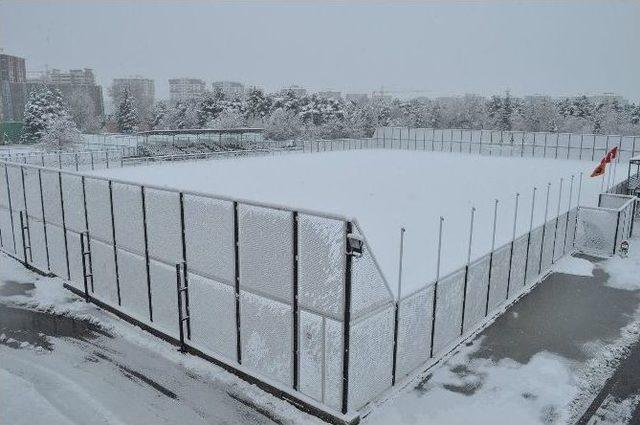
[90,149,623,296]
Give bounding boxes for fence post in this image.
[80,231,91,301]
[341,221,354,414]
[613,211,621,256]
[506,193,519,300]
[108,181,122,305]
[572,173,583,247]
[429,217,444,358]
[485,199,499,316]
[538,183,551,274]
[563,176,574,254]
[179,192,191,339]
[292,211,300,390]
[19,167,32,263]
[460,207,475,335]
[551,178,563,263]
[555,133,559,159]
[141,186,153,321]
[4,165,16,252]
[176,262,187,352]
[38,169,50,270]
[234,201,242,365]
[58,171,71,280]
[391,227,405,386]
[523,187,537,286]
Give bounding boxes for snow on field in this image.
[89,149,624,295]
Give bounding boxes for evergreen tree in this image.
[21,86,68,143]
[245,88,272,120]
[116,88,138,133]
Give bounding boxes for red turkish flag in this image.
[590,159,606,177]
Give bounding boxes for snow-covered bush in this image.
[39,113,81,151]
[208,110,246,129]
[116,88,138,133]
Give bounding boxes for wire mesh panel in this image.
[145,188,182,264]
[116,248,149,322]
[299,310,324,401]
[148,258,179,337]
[348,305,394,411]
[27,218,48,271]
[240,290,293,387]
[6,165,24,212]
[569,135,583,160]
[526,226,543,285]
[557,133,570,159]
[509,234,529,295]
[615,208,630,251]
[298,214,345,319]
[566,208,578,249]
[599,194,632,210]
[462,255,490,333]
[553,213,569,260]
[45,224,66,276]
[112,183,145,255]
[0,164,8,209]
[324,318,344,411]
[575,207,617,256]
[22,167,42,220]
[238,204,293,303]
[540,220,556,272]
[61,174,86,233]
[183,195,234,284]
[396,286,434,379]
[351,223,394,319]
[89,238,118,304]
[66,229,84,289]
[187,273,236,361]
[487,244,511,311]
[0,207,14,252]
[432,269,466,355]
[41,170,63,226]
[84,178,113,244]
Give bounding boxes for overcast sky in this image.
[1,1,639,102]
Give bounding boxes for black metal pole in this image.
[234,201,242,365]
[108,181,122,305]
[141,186,153,321]
[58,171,71,280]
[38,169,50,270]
[292,211,300,390]
[341,221,353,414]
[4,166,16,252]
[179,192,191,339]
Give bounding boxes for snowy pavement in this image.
[363,240,640,425]
[0,253,324,425]
[3,236,640,425]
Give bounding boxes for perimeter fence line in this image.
[0,136,637,422]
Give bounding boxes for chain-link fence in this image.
[372,127,640,162]
[0,140,636,421]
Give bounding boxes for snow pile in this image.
[553,256,594,277]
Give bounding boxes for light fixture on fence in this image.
[347,233,364,258]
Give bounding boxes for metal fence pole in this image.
[563,176,575,254]
[551,178,563,263]
[429,217,444,358]
[233,202,242,365]
[179,192,191,339]
[391,227,405,386]
[108,181,122,305]
[460,207,475,335]
[292,211,300,390]
[58,171,71,280]
[506,193,519,300]
[38,169,50,270]
[141,186,153,321]
[4,165,16,252]
[523,187,537,286]
[538,183,551,274]
[341,221,354,414]
[485,199,499,316]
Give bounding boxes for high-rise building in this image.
[345,93,369,103]
[280,85,307,97]
[26,68,105,129]
[212,81,245,99]
[169,78,206,104]
[0,53,27,122]
[317,90,342,101]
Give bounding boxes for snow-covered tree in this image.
[245,87,272,120]
[116,88,138,133]
[264,109,304,140]
[208,109,246,129]
[22,86,70,144]
[40,113,81,151]
[151,101,169,130]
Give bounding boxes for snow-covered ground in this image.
[0,253,324,425]
[363,238,640,425]
[89,149,624,295]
